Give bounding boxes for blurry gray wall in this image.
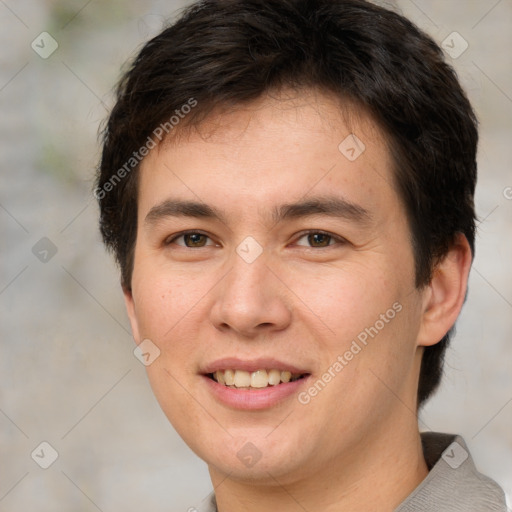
[0,1,510,510]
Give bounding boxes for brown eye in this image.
[183,233,208,247]
[307,233,332,247]
[165,231,214,248]
[295,231,345,248]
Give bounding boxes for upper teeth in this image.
[213,369,303,388]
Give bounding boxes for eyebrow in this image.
[144,195,372,227]
[273,196,371,225]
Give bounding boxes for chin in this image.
[194,429,312,483]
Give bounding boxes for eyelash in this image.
[164,230,347,249]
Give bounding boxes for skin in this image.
[124,89,472,512]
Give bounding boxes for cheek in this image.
[291,263,418,397]
[285,261,402,344]
[130,262,215,400]
[131,262,208,343]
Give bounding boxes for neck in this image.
[209,419,428,512]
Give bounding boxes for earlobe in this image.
[417,234,473,348]
[123,284,141,344]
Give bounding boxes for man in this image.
[95,0,507,510]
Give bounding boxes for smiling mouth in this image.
[207,369,309,389]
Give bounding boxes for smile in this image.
[209,369,307,389]
[201,358,311,409]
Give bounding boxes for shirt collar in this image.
[396,432,507,511]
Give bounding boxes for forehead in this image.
[137,89,397,222]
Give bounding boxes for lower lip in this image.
[202,375,309,410]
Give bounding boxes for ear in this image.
[417,233,473,348]
[123,283,141,345]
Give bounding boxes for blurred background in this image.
[0,1,511,510]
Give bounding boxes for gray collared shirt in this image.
[196,432,507,511]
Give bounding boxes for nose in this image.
[209,252,292,338]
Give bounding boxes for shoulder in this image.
[396,432,508,512]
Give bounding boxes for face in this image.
[124,90,427,486]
